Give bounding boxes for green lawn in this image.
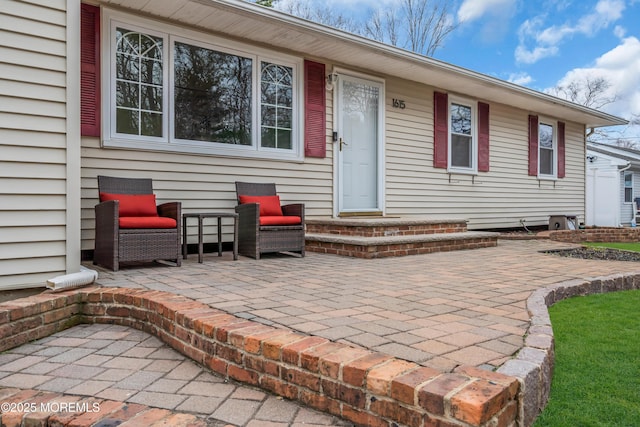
[533,290,640,426]
[583,242,640,252]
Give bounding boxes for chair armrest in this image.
[157,202,181,221]
[95,200,119,234]
[282,203,304,222]
[235,203,260,225]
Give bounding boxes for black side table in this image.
[182,212,239,263]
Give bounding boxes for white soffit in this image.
[104,0,627,128]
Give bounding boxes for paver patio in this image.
[91,239,640,372]
[3,238,638,426]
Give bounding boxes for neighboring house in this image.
[0,0,627,289]
[586,142,640,227]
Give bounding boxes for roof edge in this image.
[202,0,628,127]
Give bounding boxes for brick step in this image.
[306,217,468,237]
[305,231,498,258]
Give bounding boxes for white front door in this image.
[336,74,384,214]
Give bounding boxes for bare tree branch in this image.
[270,0,458,57]
[277,0,359,33]
[548,76,618,110]
[362,0,458,56]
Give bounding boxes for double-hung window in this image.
[625,171,633,203]
[449,97,476,172]
[538,119,556,178]
[433,92,489,173]
[528,115,564,179]
[104,11,302,160]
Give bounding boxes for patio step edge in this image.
[305,230,499,246]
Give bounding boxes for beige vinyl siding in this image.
[79,69,332,251]
[0,0,69,289]
[81,69,589,251]
[80,137,334,251]
[80,13,335,253]
[384,77,586,230]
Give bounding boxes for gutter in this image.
[209,0,628,128]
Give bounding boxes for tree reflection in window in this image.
[539,122,554,175]
[174,42,252,145]
[450,103,472,168]
[261,62,293,149]
[115,28,163,137]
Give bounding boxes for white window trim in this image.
[538,117,557,180]
[447,96,477,174]
[101,8,304,161]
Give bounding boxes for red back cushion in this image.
[99,193,158,217]
[239,195,283,216]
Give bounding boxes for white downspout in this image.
[46,266,98,292]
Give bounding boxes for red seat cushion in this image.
[100,193,158,217]
[239,195,283,216]
[119,216,177,229]
[259,216,301,226]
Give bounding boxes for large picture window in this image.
[104,12,301,159]
[173,42,252,145]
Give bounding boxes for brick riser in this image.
[306,222,467,237]
[306,236,497,259]
[305,218,497,258]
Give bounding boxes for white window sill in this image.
[102,138,304,162]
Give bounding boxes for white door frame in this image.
[332,68,385,217]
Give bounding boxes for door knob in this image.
[339,137,348,151]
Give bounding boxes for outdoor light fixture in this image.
[326,72,338,90]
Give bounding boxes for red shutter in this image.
[304,60,326,158]
[557,121,565,178]
[81,4,100,137]
[528,115,538,176]
[433,91,448,169]
[477,102,490,172]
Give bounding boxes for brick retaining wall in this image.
[5,278,638,427]
[0,287,518,427]
[549,227,640,243]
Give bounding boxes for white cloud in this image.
[549,36,640,137]
[515,0,626,65]
[515,43,558,64]
[507,72,534,86]
[457,0,516,22]
[614,25,627,38]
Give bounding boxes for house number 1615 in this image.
[392,98,406,109]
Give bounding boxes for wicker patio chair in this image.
[235,182,305,259]
[93,175,182,271]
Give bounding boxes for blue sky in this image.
[272,0,640,141]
